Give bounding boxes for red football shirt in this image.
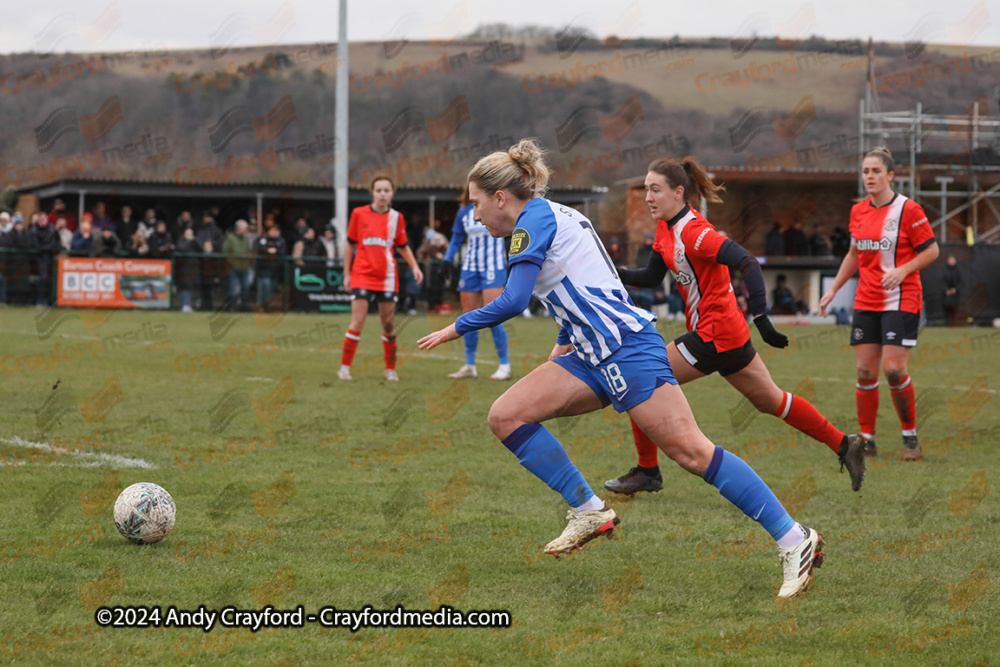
[849,194,935,313]
[347,206,408,291]
[652,206,750,352]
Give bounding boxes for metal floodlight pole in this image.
[334,0,349,256]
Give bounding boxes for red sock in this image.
[341,329,360,367]
[890,375,917,435]
[775,392,844,454]
[629,417,659,468]
[382,335,397,370]
[856,379,879,438]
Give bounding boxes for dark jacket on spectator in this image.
[195,221,225,253]
[70,229,97,252]
[300,237,326,258]
[175,237,202,290]
[31,224,63,254]
[256,235,287,277]
[149,230,174,258]
[943,264,964,307]
[98,232,123,257]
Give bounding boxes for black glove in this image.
[754,315,789,349]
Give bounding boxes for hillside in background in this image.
[1,35,998,195]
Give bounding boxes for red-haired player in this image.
[339,176,423,381]
[820,147,939,460]
[605,157,868,494]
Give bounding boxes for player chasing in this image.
[419,139,824,599]
[606,158,868,494]
[339,176,424,382]
[820,147,939,460]
[443,187,512,381]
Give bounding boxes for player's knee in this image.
[885,367,908,386]
[487,405,519,440]
[857,367,879,383]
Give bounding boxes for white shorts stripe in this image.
[902,339,917,346]
[677,342,698,367]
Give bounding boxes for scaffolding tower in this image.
[858,96,1000,243]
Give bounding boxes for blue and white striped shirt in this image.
[444,204,507,280]
[509,199,655,365]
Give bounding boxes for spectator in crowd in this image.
[117,205,138,242]
[71,218,97,253]
[4,216,32,303]
[417,218,450,313]
[195,212,224,251]
[177,210,194,231]
[149,221,174,257]
[320,225,338,263]
[31,213,62,306]
[289,216,310,244]
[49,199,80,232]
[175,227,201,312]
[771,273,805,315]
[292,226,326,265]
[97,226,123,257]
[809,224,833,257]
[223,220,253,311]
[130,229,151,257]
[256,225,287,306]
[55,217,73,250]
[140,208,161,237]
[195,212,226,310]
[48,199,77,232]
[765,222,785,255]
[942,254,964,326]
[830,226,850,257]
[783,221,809,257]
[92,201,113,232]
[262,214,277,234]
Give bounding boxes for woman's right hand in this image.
[819,290,835,317]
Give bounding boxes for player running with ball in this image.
[820,147,939,460]
[419,139,824,599]
[605,158,868,495]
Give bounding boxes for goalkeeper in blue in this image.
[419,139,823,599]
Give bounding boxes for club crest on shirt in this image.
[671,269,692,286]
[884,218,898,232]
[509,228,530,256]
[675,247,685,263]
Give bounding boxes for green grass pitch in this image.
[0,306,996,665]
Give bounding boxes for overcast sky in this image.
[1,0,998,54]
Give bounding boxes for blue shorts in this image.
[457,268,506,292]
[552,324,677,412]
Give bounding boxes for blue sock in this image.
[502,424,594,507]
[464,330,479,366]
[703,446,795,541]
[490,324,509,365]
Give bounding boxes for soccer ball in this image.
[114,482,176,544]
[992,318,1000,329]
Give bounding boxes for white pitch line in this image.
[0,436,156,469]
